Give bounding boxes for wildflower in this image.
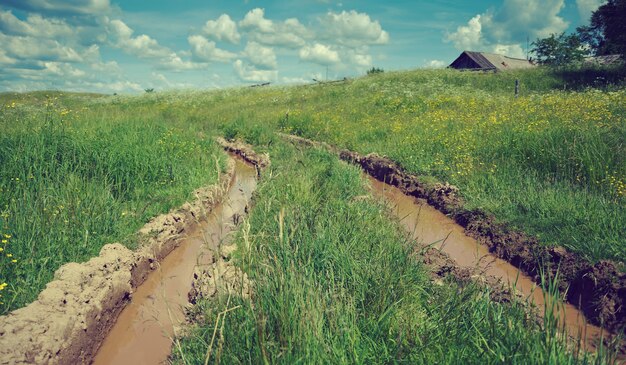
[6,254,12,257]
[3,234,10,238]
[0,248,3,252]
[0,283,7,290]
[11,259,17,263]
[1,240,6,244]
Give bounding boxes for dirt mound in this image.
[188,243,252,305]
[217,137,270,171]
[281,133,626,332]
[0,159,237,365]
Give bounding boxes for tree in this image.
[531,33,588,66]
[366,67,384,75]
[576,0,626,56]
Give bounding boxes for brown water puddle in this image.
[93,157,257,365]
[367,175,611,355]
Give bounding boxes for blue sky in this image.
[0,0,603,93]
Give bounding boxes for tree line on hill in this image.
[531,0,625,66]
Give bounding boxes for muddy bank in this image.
[93,157,257,365]
[367,174,620,356]
[0,158,237,364]
[217,137,270,172]
[280,133,626,333]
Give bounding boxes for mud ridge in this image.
[184,139,269,327]
[280,133,626,333]
[217,137,270,172]
[0,158,238,365]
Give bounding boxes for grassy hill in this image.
[0,65,624,362]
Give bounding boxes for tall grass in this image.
[172,142,601,364]
[0,94,226,311]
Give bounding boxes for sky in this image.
[0,0,604,93]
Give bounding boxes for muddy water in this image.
[93,157,257,365]
[367,176,609,353]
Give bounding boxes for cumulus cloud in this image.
[233,59,277,83]
[0,10,75,38]
[188,34,237,63]
[576,0,603,22]
[0,32,83,62]
[299,43,340,65]
[2,0,111,16]
[239,8,311,48]
[425,59,446,68]
[345,50,372,68]
[107,19,170,58]
[447,15,483,51]
[202,14,240,44]
[242,41,277,69]
[446,0,568,57]
[320,10,389,47]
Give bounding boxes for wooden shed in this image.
[449,51,536,71]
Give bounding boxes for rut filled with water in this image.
[367,175,611,355]
[93,157,257,365]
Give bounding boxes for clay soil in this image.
[281,133,626,333]
[0,139,269,365]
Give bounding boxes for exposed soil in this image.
[367,174,614,355]
[93,157,257,365]
[217,137,271,173]
[0,139,268,365]
[280,133,626,334]
[0,160,237,364]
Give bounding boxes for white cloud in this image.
[576,0,603,22]
[239,8,273,33]
[91,59,121,74]
[447,15,483,50]
[159,53,203,71]
[239,8,311,48]
[425,59,446,68]
[320,10,389,47]
[0,49,17,65]
[233,59,277,83]
[107,19,170,58]
[281,76,311,84]
[43,61,85,77]
[0,10,75,38]
[346,50,372,68]
[202,14,240,44]
[299,43,340,65]
[492,44,526,59]
[242,41,277,69]
[188,34,237,63]
[0,32,83,62]
[446,0,568,57]
[1,0,112,15]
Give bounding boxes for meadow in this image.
[172,142,602,364]
[0,92,226,311]
[0,65,624,362]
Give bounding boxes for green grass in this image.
[148,65,624,265]
[171,142,601,364]
[0,93,227,312]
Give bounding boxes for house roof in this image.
[450,51,536,71]
[583,54,623,65]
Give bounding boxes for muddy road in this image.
[93,157,257,365]
[368,176,609,354]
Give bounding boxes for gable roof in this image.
[449,51,535,71]
[583,54,623,65]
